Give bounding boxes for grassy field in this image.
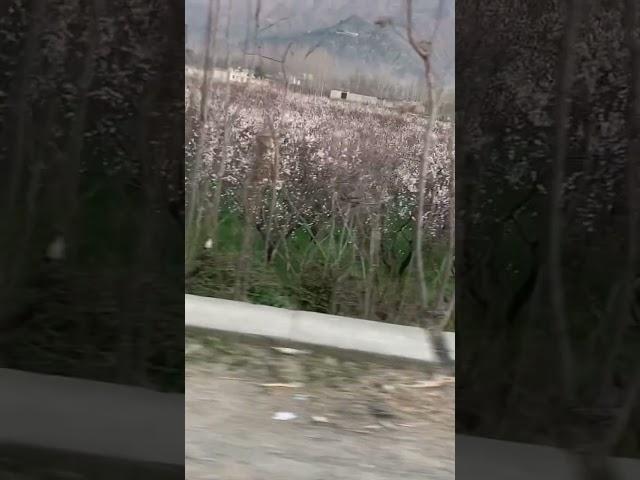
[187,213,453,326]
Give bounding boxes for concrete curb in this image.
[185,294,455,364]
[457,435,639,480]
[0,369,184,466]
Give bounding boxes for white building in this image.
[329,89,378,105]
[288,75,302,86]
[211,67,254,83]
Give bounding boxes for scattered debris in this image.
[311,415,330,424]
[382,384,396,392]
[219,376,252,382]
[272,347,311,355]
[368,403,394,419]
[273,411,297,421]
[260,382,304,388]
[377,420,398,429]
[204,238,213,249]
[323,356,339,367]
[403,377,454,388]
[293,394,310,401]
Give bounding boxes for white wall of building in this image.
[210,67,253,84]
[329,89,378,105]
[347,92,378,105]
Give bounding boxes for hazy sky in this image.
[186,0,453,45]
[186,0,454,84]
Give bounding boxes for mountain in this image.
[257,14,447,85]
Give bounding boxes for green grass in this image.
[186,211,454,328]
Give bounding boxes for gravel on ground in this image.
[186,332,454,480]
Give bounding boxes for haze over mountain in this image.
[258,14,452,85]
[186,0,454,87]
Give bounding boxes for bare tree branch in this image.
[598,0,640,454]
[404,0,453,369]
[305,41,324,59]
[243,51,285,63]
[186,0,221,273]
[208,0,236,247]
[259,15,291,33]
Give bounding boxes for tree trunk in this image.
[185,0,221,274]
[548,0,582,403]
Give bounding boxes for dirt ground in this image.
[186,333,454,480]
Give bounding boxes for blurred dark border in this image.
[0,0,184,477]
[457,0,640,477]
